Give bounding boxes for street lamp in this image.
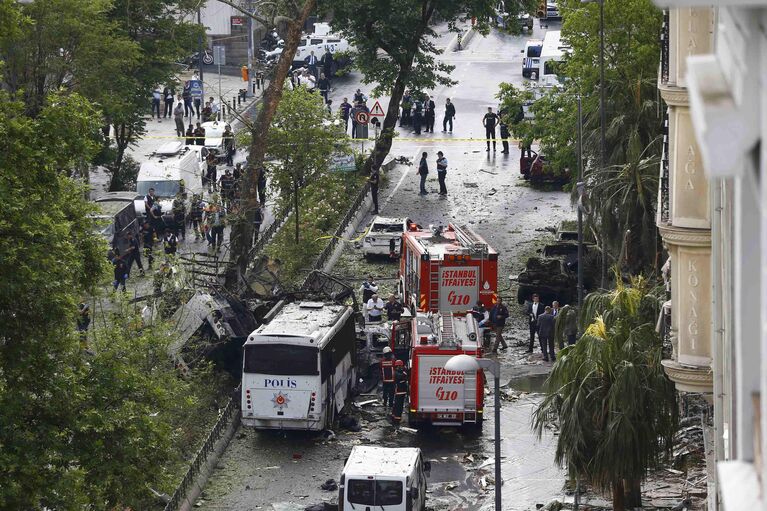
[445,354,502,511]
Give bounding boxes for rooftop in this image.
[344,446,421,478]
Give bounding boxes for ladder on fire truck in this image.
[439,313,478,422]
[452,224,489,257]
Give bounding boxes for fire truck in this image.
[390,311,485,429]
[399,224,498,314]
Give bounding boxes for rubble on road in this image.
[320,479,338,491]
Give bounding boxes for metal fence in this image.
[660,112,670,224]
[163,387,240,511]
[661,10,670,84]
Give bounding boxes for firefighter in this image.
[391,360,409,423]
[380,346,396,409]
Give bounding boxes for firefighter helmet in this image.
[382,346,392,354]
[394,359,404,367]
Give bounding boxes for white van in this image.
[134,142,208,217]
[264,33,351,69]
[540,30,569,86]
[522,39,543,80]
[339,446,430,511]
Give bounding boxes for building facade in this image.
[654,1,766,509]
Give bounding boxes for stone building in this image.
[653,0,766,508]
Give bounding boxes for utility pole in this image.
[247,0,255,97]
[198,7,205,84]
[577,95,584,314]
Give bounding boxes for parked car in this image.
[361,216,413,258]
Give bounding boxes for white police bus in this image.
[241,301,357,430]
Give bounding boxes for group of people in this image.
[360,276,405,322]
[526,293,577,362]
[417,151,449,196]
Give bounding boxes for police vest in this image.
[380,359,395,383]
[191,202,203,219]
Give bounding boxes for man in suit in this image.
[424,95,436,133]
[551,300,561,317]
[524,293,544,353]
[305,50,319,78]
[537,306,556,362]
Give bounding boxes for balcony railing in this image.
[660,113,670,224]
[661,10,670,84]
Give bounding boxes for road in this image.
[195,20,577,511]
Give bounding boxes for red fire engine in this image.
[390,311,485,428]
[399,224,498,313]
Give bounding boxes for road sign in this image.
[355,111,370,124]
[213,45,226,66]
[187,79,204,99]
[370,100,385,118]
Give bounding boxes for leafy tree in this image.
[330,0,496,174]
[533,275,677,510]
[268,86,348,243]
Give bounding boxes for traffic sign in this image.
[370,100,385,118]
[213,45,226,66]
[355,111,370,124]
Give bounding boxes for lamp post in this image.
[445,354,502,511]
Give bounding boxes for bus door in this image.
[391,320,412,364]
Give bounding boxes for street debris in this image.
[320,479,338,491]
[398,426,418,434]
[354,399,378,407]
[463,182,479,188]
[339,416,362,432]
[479,168,498,175]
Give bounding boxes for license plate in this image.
[437,413,457,420]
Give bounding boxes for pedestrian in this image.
[201,101,212,123]
[353,88,365,104]
[194,122,205,146]
[384,294,404,321]
[223,125,235,166]
[171,193,186,240]
[417,151,428,195]
[436,151,448,196]
[233,162,242,183]
[205,202,226,252]
[219,168,235,210]
[400,90,412,127]
[411,98,423,135]
[360,275,378,303]
[525,293,544,353]
[209,96,219,121]
[149,202,165,236]
[443,98,456,133]
[321,48,334,78]
[305,50,319,77]
[325,99,333,116]
[182,85,193,118]
[483,106,499,152]
[500,118,510,154]
[380,346,396,408]
[113,257,128,292]
[143,187,156,217]
[124,231,145,277]
[369,170,380,214]
[193,94,202,119]
[151,88,162,120]
[163,229,178,256]
[551,300,561,317]
[258,167,267,205]
[141,221,155,268]
[190,194,205,240]
[163,86,175,118]
[537,306,556,362]
[76,301,90,346]
[174,102,185,137]
[424,95,436,133]
[339,97,352,132]
[366,293,384,322]
[490,296,510,353]
[564,307,578,346]
[252,205,264,246]
[391,360,408,423]
[185,124,195,145]
[317,73,330,103]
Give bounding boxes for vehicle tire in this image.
[202,53,214,66]
[530,71,538,81]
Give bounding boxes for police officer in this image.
[141,221,155,269]
[483,107,499,152]
[219,168,235,210]
[391,360,408,423]
[124,231,145,277]
[424,95,436,133]
[143,187,156,216]
[500,118,511,154]
[163,229,178,256]
[412,98,423,135]
[223,125,235,166]
[400,91,412,127]
[190,194,205,240]
[149,201,165,238]
[380,346,396,409]
[171,193,186,240]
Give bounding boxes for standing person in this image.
[258,167,267,205]
[185,123,195,145]
[339,97,352,132]
[360,275,378,303]
[124,231,145,277]
[219,168,235,210]
[182,85,193,118]
[201,101,212,123]
[321,48,334,78]
[490,296,510,353]
[113,257,128,292]
[482,107,499,152]
[380,346,396,409]
[151,88,162,120]
[163,86,175,118]
[209,96,219,121]
[143,187,156,217]
[325,99,333,116]
[391,360,408,423]
[171,193,186,240]
[537,306,556,362]
[417,151,429,195]
[317,73,330,102]
[564,307,578,346]
[436,151,448,196]
[525,293,544,353]
[223,125,235,166]
[499,117,510,154]
[443,98,456,133]
[252,205,264,246]
[233,162,243,183]
[411,98,423,135]
[206,152,217,192]
[424,95,436,133]
[193,94,202,119]
[350,102,360,138]
[174,102,185,137]
[141,221,155,269]
[400,91,412,127]
[194,122,205,146]
[384,294,404,321]
[366,293,384,322]
[551,300,561,317]
[353,88,365,104]
[206,202,226,252]
[369,170,380,215]
[76,301,90,345]
[163,229,178,256]
[190,194,205,240]
[305,50,318,78]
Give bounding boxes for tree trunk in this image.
[228,0,317,281]
[612,479,625,511]
[625,478,642,508]
[294,181,299,243]
[362,67,411,175]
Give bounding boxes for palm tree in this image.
[533,274,677,510]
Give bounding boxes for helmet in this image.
[394,360,404,367]
[382,346,392,354]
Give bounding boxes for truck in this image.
[394,311,485,429]
[399,223,498,314]
[338,446,430,511]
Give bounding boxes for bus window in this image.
[244,344,319,375]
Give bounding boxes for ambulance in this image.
[399,224,498,314]
[391,311,486,428]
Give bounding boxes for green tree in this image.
[533,275,677,510]
[268,86,348,243]
[330,0,496,174]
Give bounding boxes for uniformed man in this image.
[141,221,155,269]
[124,231,145,277]
[391,360,408,423]
[384,294,404,321]
[252,205,264,247]
[380,346,396,409]
[219,168,235,210]
[193,122,206,146]
[163,229,178,256]
[143,187,156,216]
[223,125,235,166]
[412,98,423,135]
[171,193,186,240]
[190,194,205,240]
[483,107,499,152]
[360,275,378,304]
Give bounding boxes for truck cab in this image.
[339,446,430,511]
